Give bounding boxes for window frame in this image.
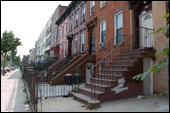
[69,16,73,32]
[64,41,67,57]
[90,1,95,16]
[100,19,106,47]
[75,11,79,28]
[114,11,123,45]
[80,31,85,52]
[100,1,106,9]
[81,5,86,22]
[74,34,78,54]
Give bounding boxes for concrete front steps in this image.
[70,49,156,108]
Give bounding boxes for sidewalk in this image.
[1,69,29,112]
[38,95,169,112]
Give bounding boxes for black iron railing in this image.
[89,27,154,100]
[34,57,58,71]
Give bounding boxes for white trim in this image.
[100,19,106,44]
[80,31,85,52]
[114,11,123,45]
[90,1,95,16]
[100,1,106,8]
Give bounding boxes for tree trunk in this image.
[3,54,6,76]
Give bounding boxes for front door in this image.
[139,11,154,48]
[90,35,96,54]
[86,63,94,83]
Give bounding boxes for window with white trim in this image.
[90,1,95,16]
[100,1,106,8]
[80,31,85,52]
[62,25,64,37]
[81,5,86,22]
[60,44,63,58]
[75,11,79,27]
[74,35,78,54]
[69,16,72,32]
[58,28,60,38]
[64,41,67,57]
[65,22,68,34]
[100,20,106,48]
[115,12,123,44]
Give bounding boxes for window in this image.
[80,31,85,52]
[81,5,86,22]
[115,12,123,44]
[75,11,79,27]
[90,1,95,16]
[65,22,68,34]
[62,26,64,37]
[100,20,106,48]
[64,41,67,57]
[58,28,60,38]
[60,44,63,58]
[74,35,77,54]
[69,16,72,32]
[144,15,152,20]
[100,1,106,8]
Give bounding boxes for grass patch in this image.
[23,88,26,92]
[72,96,76,100]
[24,99,30,104]
[87,104,97,110]
[73,88,79,92]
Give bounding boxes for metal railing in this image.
[34,57,58,71]
[22,67,38,112]
[90,27,154,100]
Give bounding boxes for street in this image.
[1,69,29,112]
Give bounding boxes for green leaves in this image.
[164,13,169,18]
[132,69,152,81]
[155,45,169,57]
[153,93,169,99]
[132,57,169,81]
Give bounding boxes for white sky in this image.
[1,1,71,58]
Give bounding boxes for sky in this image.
[1,1,71,59]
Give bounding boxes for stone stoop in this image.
[70,48,156,108]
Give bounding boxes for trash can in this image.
[65,74,73,85]
[74,74,81,84]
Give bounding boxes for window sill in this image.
[99,46,106,51]
[74,26,78,29]
[80,20,86,25]
[89,13,94,18]
[100,5,107,11]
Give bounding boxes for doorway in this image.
[90,35,96,54]
[86,63,94,83]
[139,11,154,48]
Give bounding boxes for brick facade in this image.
[152,1,169,94]
[86,1,131,63]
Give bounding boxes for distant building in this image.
[35,5,67,63]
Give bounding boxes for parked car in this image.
[6,67,11,72]
[1,67,7,75]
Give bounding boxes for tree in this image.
[10,37,22,67]
[132,8,169,98]
[1,31,21,76]
[13,55,22,67]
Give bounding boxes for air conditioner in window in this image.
[100,43,105,48]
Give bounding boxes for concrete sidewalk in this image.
[38,95,169,112]
[1,69,29,112]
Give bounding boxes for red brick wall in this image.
[86,1,131,61]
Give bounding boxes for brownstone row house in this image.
[38,1,168,107]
